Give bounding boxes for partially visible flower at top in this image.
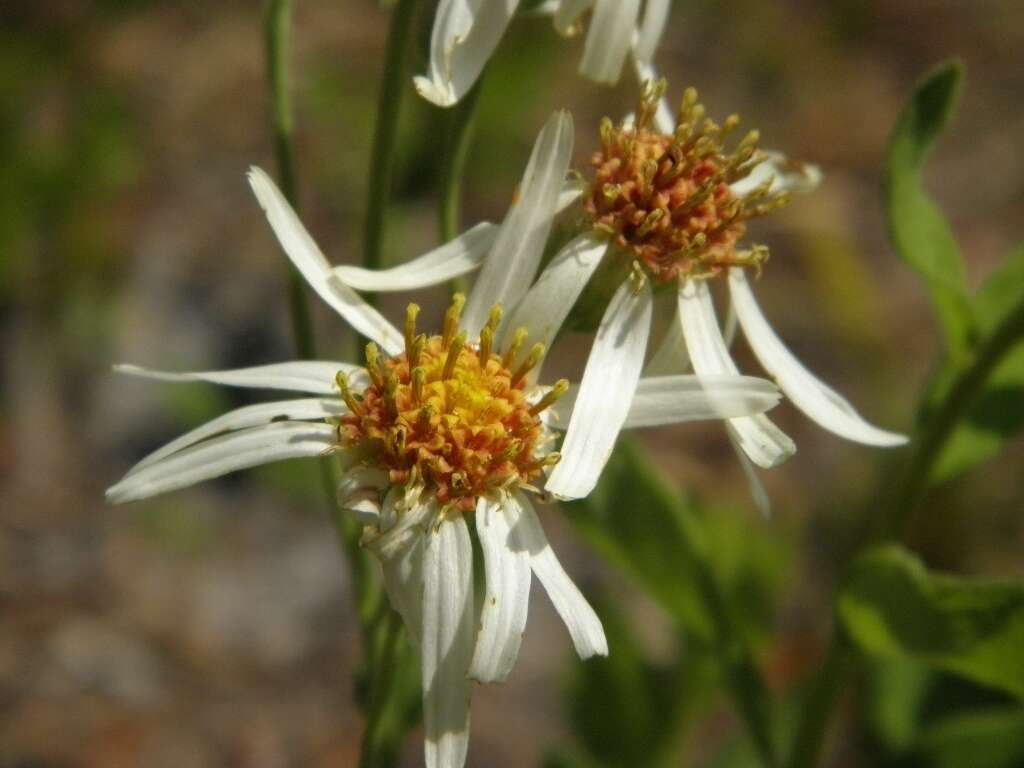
[415,0,670,107]
[105,115,783,766]
[507,79,908,510]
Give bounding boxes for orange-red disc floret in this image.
[585,81,786,283]
[336,300,563,513]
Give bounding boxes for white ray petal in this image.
[729,151,823,198]
[336,466,389,525]
[556,177,587,214]
[549,374,782,429]
[728,428,772,517]
[114,361,362,395]
[414,0,519,108]
[126,398,347,473]
[331,222,498,291]
[633,0,670,63]
[631,58,676,135]
[375,492,435,649]
[503,234,608,359]
[553,0,593,35]
[463,111,575,334]
[422,515,474,768]
[106,422,337,504]
[579,0,641,84]
[546,278,652,500]
[678,278,796,468]
[728,269,907,446]
[247,167,404,354]
[510,492,607,659]
[644,294,691,376]
[470,495,532,683]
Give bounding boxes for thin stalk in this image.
[362,0,419,307]
[787,299,1024,768]
[438,77,485,293]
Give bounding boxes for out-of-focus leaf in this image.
[865,659,933,753]
[564,441,717,641]
[563,596,686,768]
[838,545,1024,699]
[928,245,1024,482]
[884,60,973,357]
[915,709,1024,768]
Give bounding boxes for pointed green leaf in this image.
[885,60,973,356]
[838,545,1024,698]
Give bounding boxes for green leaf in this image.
[930,245,1024,481]
[885,60,973,357]
[838,545,1024,698]
[916,709,1024,768]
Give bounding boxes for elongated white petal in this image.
[727,428,772,517]
[580,0,641,84]
[728,270,907,446]
[644,296,691,376]
[634,0,670,63]
[556,178,587,214]
[106,422,337,504]
[114,361,362,395]
[471,495,532,683]
[414,0,519,107]
[553,0,593,34]
[247,167,404,354]
[503,234,608,357]
[546,278,652,500]
[729,151,823,198]
[127,398,346,473]
[631,58,676,135]
[678,278,795,468]
[336,466,389,525]
[463,111,574,334]
[332,222,498,291]
[510,492,607,658]
[549,374,781,429]
[422,516,474,768]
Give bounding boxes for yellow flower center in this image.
[585,81,787,283]
[335,296,567,512]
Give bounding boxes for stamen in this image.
[411,367,425,404]
[442,331,467,380]
[529,379,569,416]
[365,343,383,388]
[404,303,420,357]
[478,326,493,367]
[410,334,426,369]
[443,293,466,347]
[503,327,529,368]
[483,303,503,336]
[336,372,362,415]
[511,342,545,386]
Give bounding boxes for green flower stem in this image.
[263,0,383,733]
[362,0,419,308]
[787,299,1024,768]
[438,77,485,294]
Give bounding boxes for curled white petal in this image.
[503,234,608,363]
[510,492,607,658]
[728,428,772,517]
[729,151,823,198]
[247,167,404,354]
[580,0,642,84]
[127,397,347,473]
[546,278,652,500]
[633,0,670,63]
[556,177,587,214]
[336,466,389,525]
[114,361,362,395]
[332,222,498,291]
[470,495,532,683]
[422,515,474,768]
[549,374,782,429]
[463,111,575,334]
[106,422,338,504]
[374,492,435,649]
[414,0,519,108]
[729,269,907,446]
[678,278,795,468]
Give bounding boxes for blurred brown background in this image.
[2,1,1022,765]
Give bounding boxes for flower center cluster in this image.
[585,81,787,283]
[336,296,566,512]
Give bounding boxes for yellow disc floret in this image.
[336,296,566,512]
[586,80,788,283]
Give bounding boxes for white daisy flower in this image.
[106,109,783,768]
[414,0,671,107]
[510,80,908,509]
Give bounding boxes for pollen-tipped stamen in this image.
[503,327,529,369]
[336,372,362,415]
[443,292,466,347]
[404,303,420,357]
[529,379,569,416]
[511,342,545,386]
[442,331,468,380]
